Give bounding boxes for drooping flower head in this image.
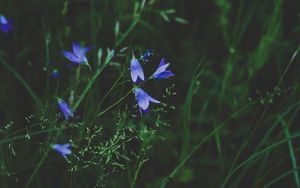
[130,53,145,83]
[63,42,91,70]
[57,98,74,120]
[141,49,154,62]
[134,88,160,114]
[52,144,72,158]
[151,58,175,80]
[51,69,59,79]
[0,15,13,33]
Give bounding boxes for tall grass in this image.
[1,0,300,187]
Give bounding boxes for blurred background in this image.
[1,0,300,187]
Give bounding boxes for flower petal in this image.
[63,144,71,148]
[148,96,160,104]
[62,145,72,155]
[134,88,160,111]
[72,42,91,59]
[154,63,170,75]
[135,88,150,110]
[153,70,175,79]
[52,143,72,158]
[63,51,80,63]
[138,96,150,110]
[131,57,144,82]
[72,42,82,57]
[152,57,175,80]
[131,68,138,83]
[57,98,74,120]
[0,16,7,24]
[0,16,13,33]
[159,58,165,67]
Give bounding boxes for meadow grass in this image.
[1,0,300,187]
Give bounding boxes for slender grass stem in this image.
[115,18,139,48]
[0,122,58,145]
[24,128,64,188]
[97,87,134,117]
[96,72,125,111]
[0,58,41,106]
[282,120,300,188]
[160,104,250,188]
[0,128,61,146]
[73,65,105,110]
[262,167,300,188]
[220,131,300,188]
[222,43,300,187]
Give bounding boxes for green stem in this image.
[0,127,60,146]
[115,18,139,48]
[0,58,41,106]
[96,77,150,117]
[96,72,125,111]
[97,87,134,117]
[220,131,300,188]
[73,66,105,110]
[160,104,250,188]
[24,128,64,188]
[282,120,300,188]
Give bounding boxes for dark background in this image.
[1,0,300,187]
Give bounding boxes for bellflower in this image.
[52,144,72,158]
[141,49,154,62]
[130,54,145,83]
[51,69,59,79]
[57,98,74,120]
[134,88,160,113]
[0,15,13,33]
[151,58,175,79]
[63,42,91,70]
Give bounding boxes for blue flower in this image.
[151,58,175,79]
[52,144,72,158]
[63,42,91,70]
[57,98,74,120]
[130,54,145,83]
[141,49,154,62]
[0,15,13,33]
[51,69,59,79]
[134,88,160,113]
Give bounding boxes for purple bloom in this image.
[141,49,154,62]
[134,88,160,113]
[130,54,145,83]
[151,58,175,79]
[63,42,91,69]
[57,98,74,120]
[51,69,59,79]
[52,144,72,158]
[0,15,13,33]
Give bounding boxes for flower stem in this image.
[97,87,134,117]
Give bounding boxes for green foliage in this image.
[1,0,300,187]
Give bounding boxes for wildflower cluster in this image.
[50,41,92,158]
[1,16,175,184]
[51,48,175,158]
[131,50,175,115]
[0,2,183,186]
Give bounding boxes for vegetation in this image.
[1,0,300,187]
